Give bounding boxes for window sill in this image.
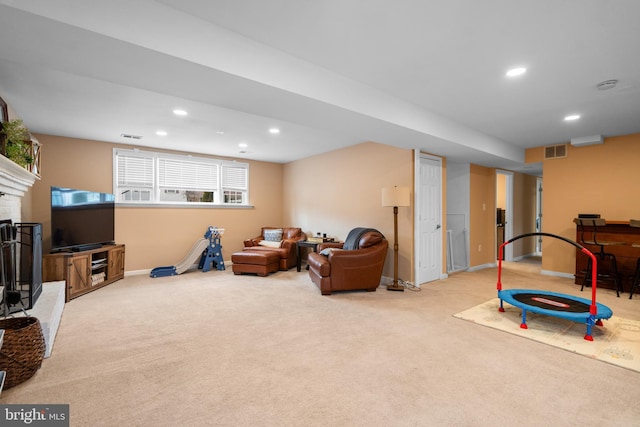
[116,203,254,209]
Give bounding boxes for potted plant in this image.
[0,119,33,167]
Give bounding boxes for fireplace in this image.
[0,150,41,316]
[1,222,42,316]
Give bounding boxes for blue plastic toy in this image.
[150,226,225,277]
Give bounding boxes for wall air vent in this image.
[120,133,143,140]
[544,144,567,159]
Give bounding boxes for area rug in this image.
[454,298,640,373]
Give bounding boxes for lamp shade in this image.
[382,186,411,207]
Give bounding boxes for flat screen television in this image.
[50,186,115,252]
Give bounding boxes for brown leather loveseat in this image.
[308,228,388,295]
[243,227,307,270]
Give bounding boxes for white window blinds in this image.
[158,158,219,190]
[222,164,248,190]
[113,148,249,205]
[116,154,154,187]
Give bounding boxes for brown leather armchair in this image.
[243,227,307,270]
[308,228,388,295]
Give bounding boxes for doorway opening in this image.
[496,170,513,261]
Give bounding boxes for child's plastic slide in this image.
[150,238,210,277]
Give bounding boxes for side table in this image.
[297,240,342,271]
[297,241,320,272]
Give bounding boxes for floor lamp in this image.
[382,186,411,291]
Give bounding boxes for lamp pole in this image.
[387,205,404,291]
[382,186,409,292]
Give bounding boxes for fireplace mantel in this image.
[0,153,39,197]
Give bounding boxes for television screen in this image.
[51,186,115,252]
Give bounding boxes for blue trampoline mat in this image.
[498,289,613,322]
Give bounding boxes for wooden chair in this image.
[573,218,623,297]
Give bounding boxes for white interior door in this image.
[415,152,442,285]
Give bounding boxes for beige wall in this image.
[496,173,506,209]
[29,134,284,271]
[511,172,538,257]
[283,142,415,282]
[469,164,496,267]
[12,83,635,282]
[541,132,640,275]
[465,166,538,268]
[495,171,538,259]
[25,132,542,280]
[26,134,420,282]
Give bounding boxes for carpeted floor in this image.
[1,261,640,426]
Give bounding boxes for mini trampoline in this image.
[497,232,613,341]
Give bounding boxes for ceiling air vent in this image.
[570,134,603,147]
[120,133,143,140]
[544,144,567,159]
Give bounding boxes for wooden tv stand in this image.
[43,244,125,302]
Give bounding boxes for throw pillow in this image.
[258,240,282,248]
[263,229,283,242]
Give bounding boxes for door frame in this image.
[496,169,514,261]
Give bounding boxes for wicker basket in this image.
[0,317,45,389]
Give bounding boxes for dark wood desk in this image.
[574,220,640,292]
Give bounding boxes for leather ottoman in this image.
[231,251,280,276]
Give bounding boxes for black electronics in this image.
[497,208,506,226]
[50,186,115,253]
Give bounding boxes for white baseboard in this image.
[541,270,575,279]
[125,269,151,276]
[508,252,539,262]
[468,263,496,272]
[125,260,232,277]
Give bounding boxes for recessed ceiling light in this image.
[216,131,225,135]
[238,142,248,148]
[156,130,167,136]
[173,109,188,116]
[506,67,527,77]
[564,114,581,121]
[269,128,280,134]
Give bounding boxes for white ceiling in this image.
[1,0,639,176]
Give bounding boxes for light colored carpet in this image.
[454,298,640,373]
[1,262,639,426]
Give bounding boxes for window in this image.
[113,148,249,206]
